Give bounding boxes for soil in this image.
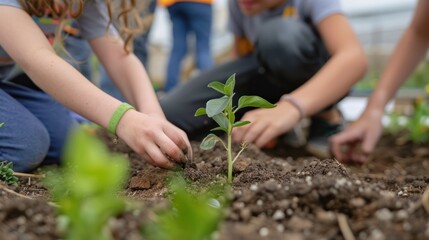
[0,129,428,240]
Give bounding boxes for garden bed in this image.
[0,129,428,240]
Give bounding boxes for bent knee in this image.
[0,124,50,172]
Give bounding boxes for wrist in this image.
[107,102,135,135]
[279,94,305,121]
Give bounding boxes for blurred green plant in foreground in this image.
[45,128,129,240]
[142,174,228,240]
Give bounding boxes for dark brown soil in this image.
[0,130,428,240]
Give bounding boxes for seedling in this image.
[45,128,129,240]
[142,174,226,240]
[386,97,429,144]
[0,162,19,187]
[406,98,429,143]
[0,122,4,128]
[195,74,275,184]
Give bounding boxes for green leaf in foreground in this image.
[142,175,227,240]
[45,128,129,240]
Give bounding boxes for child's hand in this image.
[329,109,383,163]
[232,101,301,148]
[116,110,192,169]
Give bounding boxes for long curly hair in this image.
[18,0,151,53]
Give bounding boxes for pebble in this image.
[375,208,393,221]
[16,216,26,225]
[264,179,279,192]
[403,222,412,231]
[335,178,347,187]
[396,210,408,220]
[259,227,269,237]
[350,198,366,208]
[315,210,336,223]
[397,191,409,197]
[272,210,285,220]
[233,202,245,209]
[369,229,385,240]
[277,199,290,209]
[239,208,252,221]
[250,184,258,191]
[256,199,264,206]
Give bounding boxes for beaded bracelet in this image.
[107,102,135,135]
[280,94,305,120]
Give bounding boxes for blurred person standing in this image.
[160,0,214,92]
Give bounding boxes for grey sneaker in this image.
[305,116,346,159]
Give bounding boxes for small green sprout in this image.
[142,175,226,240]
[195,74,276,184]
[45,128,129,240]
[0,162,19,187]
[386,98,429,144]
[0,122,4,128]
[407,99,429,143]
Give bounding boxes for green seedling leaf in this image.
[224,74,235,96]
[233,120,251,128]
[237,95,276,111]
[208,81,226,95]
[212,113,229,131]
[206,96,229,117]
[200,133,220,150]
[194,107,206,117]
[0,122,4,128]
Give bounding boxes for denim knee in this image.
[0,120,50,172]
[255,18,328,87]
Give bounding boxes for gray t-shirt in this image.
[228,0,343,44]
[0,0,117,82]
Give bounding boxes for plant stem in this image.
[227,126,233,184]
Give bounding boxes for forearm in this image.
[103,53,164,116]
[367,27,429,111]
[290,47,367,116]
[24,48,121,128]
[90,37,164,117]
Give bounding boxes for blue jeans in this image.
[164,2,213,92]
[0,77,77,172]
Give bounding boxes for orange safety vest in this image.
[158,0,213,7]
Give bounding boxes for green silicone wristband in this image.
[107,103,135,135]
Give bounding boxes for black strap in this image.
[9,73,42,91]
